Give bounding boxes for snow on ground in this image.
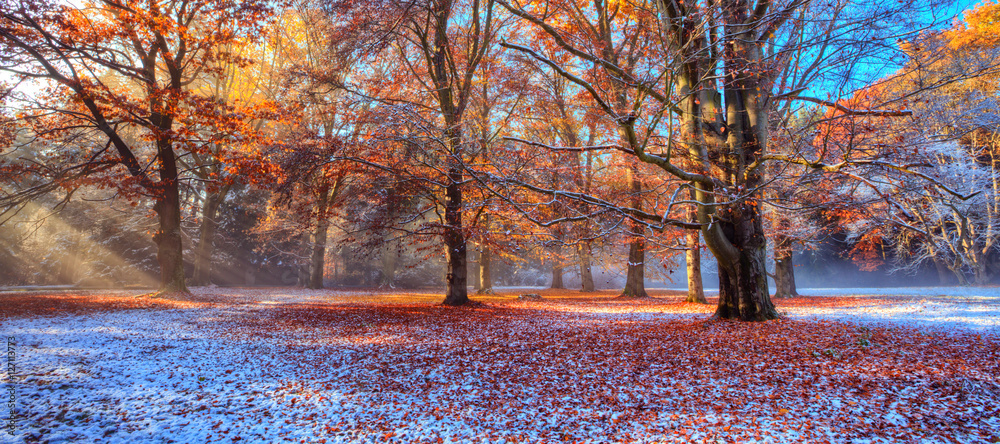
[2,287,999,443]
[778,287,1000,334]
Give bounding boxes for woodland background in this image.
[1,0,999,306]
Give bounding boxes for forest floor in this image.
[1,287,999,444]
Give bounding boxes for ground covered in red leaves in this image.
[2,288,998,443]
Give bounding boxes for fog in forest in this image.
[0,205,968,290]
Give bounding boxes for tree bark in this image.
[424,0,472,306]
[621,238,647,298]
[933,258,952,285]
[153,154,187,294]
[443,176,469,305]
[551,262,565,289]
[471,248,482,291]
[685,229,706,303]
[972,253,990,285]
[578,241,595,292]
[307,184,331,289]
[191,189,226,286]
[710,15,778,321]
[710,204,779,321]
[620,163,648,298]
[442,126,469,304]
[951,265,970,286]
[773,233,798,298]
[477,246,494,294]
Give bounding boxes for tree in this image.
[492,0,957,320]
[827,3,1000,285]
[184,13,290,286]
[0,0,274,294]
[497,0,664,298]
[516,63,605,292]
[324,0,499,304]
[261,5,371,289]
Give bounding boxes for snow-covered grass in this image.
[781,291,1000,334]
[2,287,999,443]
[794,286,1000,298]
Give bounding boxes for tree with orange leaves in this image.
[318,0,501,305]
[491,0,966,320]
[819,1,1000,285]
[0,0,277,294]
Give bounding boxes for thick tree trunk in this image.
[192,190,225,286]
[714,23,778,320]
[618,133,647,299]
[443,177,469,305]
[307,185,331,290]
[621,238,648,298]
[427,0,470,306]
[477,246,494,294]
[972,255,991,286]
[952,266,970,286]
[307,224,329,289]
[685,229,706,303]
[551,262,564,289]
[773,234,798,298]
[578,241,595,292]
[711,206,779,321]
[550,240,565,288]
[153,163,187,294]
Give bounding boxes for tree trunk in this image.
[296,233,309,287]
[620,238,648,298]
[550,240,565,288]
[578,241,595,292]
[551,262,564,289]
[192,189,226,286]
[380,239,398,288]
[426,0,470,306]
[952,266,970,286]
[477,246,494,294]
[710,205,779,321]
[153,161,187,294]
[972,253,990,285]
[685,229,706,303]
[773,234,798,298]
[308,185,331,290]
[307,223,329,289]
[443,178,469,305]
[471,248,482,291]
[712,24,778,321]
[620,163,648,298]
[933,259,951,285]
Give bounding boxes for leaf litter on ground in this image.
[1,287,998,443]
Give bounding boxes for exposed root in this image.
[685,294,709,304]
[616,291,650,300]
[440,299,490,308]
